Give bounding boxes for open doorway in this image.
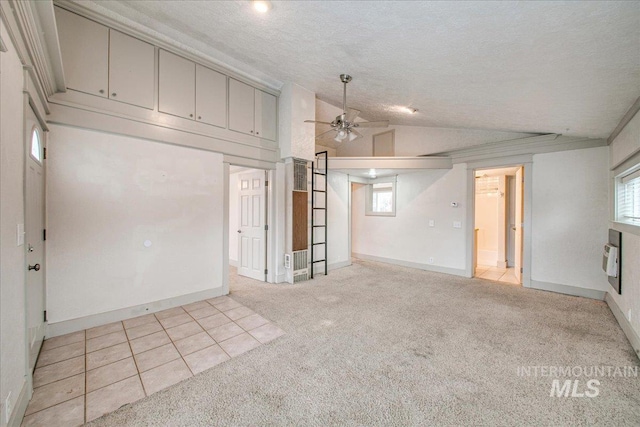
[229,166,269,282]
[474,166,524,285]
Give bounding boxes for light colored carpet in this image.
[90,259,640,426]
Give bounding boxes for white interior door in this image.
[25,107,46,371]
[514,167,524,283]
[237,171,266,281]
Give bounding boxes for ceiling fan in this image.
[305,74,389,143]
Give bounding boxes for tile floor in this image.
[475,265,520,285]
[22,296,285,426]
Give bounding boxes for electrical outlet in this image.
[453,221,462,229]
[428,219,435,227]
[428,257,434,264]
[5,391,12,423]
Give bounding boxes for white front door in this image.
[514,166,524,283]
[237,171,266,281]
[25,107,46,371]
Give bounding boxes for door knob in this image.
[237,230,242,233]
[28,263,40,271]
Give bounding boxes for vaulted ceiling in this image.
[83,0,639,139]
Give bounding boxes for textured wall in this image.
[46,125,226,323]
[279,82,315,161]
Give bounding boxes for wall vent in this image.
[292,249,309,283]
[294,160,308,191]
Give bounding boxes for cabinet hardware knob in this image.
[99,89,104,94]
[112,93,117,97]
[198,116,202,120]
[190,114,193,117]
[250,130,254,133]
[256,132,260,135]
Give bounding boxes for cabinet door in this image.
[228,78,255,136]
[158,49,195,119]
[55,7,108,97]
[195,65,227,128]
[255,90,277,141]
[109,30,155,109]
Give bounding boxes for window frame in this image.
[615,165,640,227]
[365,177,397,217]
[29,126,43,164]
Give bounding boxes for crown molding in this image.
[54,0,281,96]
[608,96,640,145]
[434,133,606,164]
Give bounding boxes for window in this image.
[366,180,396,216]
[30,128,42,163]
[617,167,640,225]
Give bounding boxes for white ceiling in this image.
[85,1,639,138]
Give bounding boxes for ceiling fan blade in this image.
[345,108,360,123]
[304,120,333,125]
[355,120,389,128]
[315,128,336,139]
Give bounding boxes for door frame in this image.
[466,156,532,288]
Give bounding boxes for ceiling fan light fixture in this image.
[347,131,359,142]
[252,0,272,13]
[334,130,347,142]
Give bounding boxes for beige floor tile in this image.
[86,321,123,340]
[173,332,216,356]
[123,313,157,330]
[154,306,186,320]
[182,300,210,312]
[42,331,85,352]
[86,330,128,353]
[86,342,132,371]
[197,313,232,330]
[223,306,255,321]
[134,343,180,372]
[187,305,220,320]
[206,295,232,305]
[86,357,138,393]
[129,331,171,355]
[478,270,504,281]
[86,375,145,422]
[207,322,245,343]
[212,298,243,312]
[33,356,84,388]
[125,321,163,340]
[166,321,204,342]
[183,344,230,374]
[218,332,261,357]
[488,266,507,273]
[248,323,286,344]
[36,341,84,368]
[140,358,192,396]
[25,373,84,415]
[158,313,193,329]
[236,314,269,331]
[22,396,84,427]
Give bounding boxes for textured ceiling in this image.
[82,0,639,138]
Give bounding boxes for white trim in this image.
[605,293,640,358]
[352,253,468,277]
[7,379,29,427]
[329,156,452,171]
[222,162,230,295]
[46,286,226,338]
[0,33,7,52]
[229,259,238,267]
[608,97,640,146]
[611,221,640,237]
[529,280,606,301]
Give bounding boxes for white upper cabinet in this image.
[159,49,196,120]
[255,90,277,141]
[228,78,256,136]
[229,79,277,141]
[55,7,109,98]
[109,30,155,109]
[195,65,227,128]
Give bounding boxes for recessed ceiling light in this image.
[392,106,419,114]
[253,1,272,13]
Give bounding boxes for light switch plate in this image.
[428,220,435,227]
[453,221,462,229]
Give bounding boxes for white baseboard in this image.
[352,253,467,277]
[8,379,29,427]
[605,292,640,359]
[46,287,226,338]
[329,260,352,271]
[229,259,238,267]
[529,279,606,301]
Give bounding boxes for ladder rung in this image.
[312,260,326,263]
[313,190,326,193]
[312,207,326,210]
[312,225,326,228]
[312,242,326,246]
[313,172,327,176]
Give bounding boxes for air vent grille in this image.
[294,160,308,191]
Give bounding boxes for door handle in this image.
[28,263,40,271]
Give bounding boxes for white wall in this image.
[279,82,316,161]
[46,125,226,325]
[531,147,609,291]
[315,144,337,157]
[323,172,351,271]
[351,165,468,273]
[0,21,28,427]
[608,110,640,339]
